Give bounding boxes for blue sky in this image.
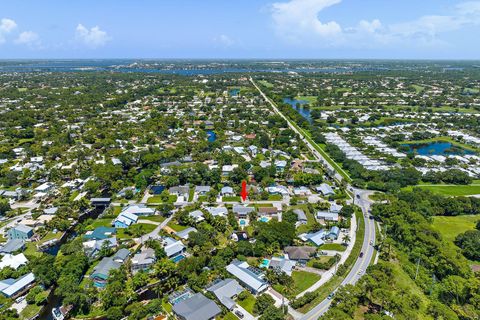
[0,0,479,59]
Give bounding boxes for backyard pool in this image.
[171,254,186,263]
[239,219,247,226]
[260,259,270,268]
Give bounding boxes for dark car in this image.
[235,310,244,319]
[359,251,364,258]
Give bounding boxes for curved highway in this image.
[250,78,377,319]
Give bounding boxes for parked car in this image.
[235,310,244,318]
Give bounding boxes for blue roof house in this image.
[7,225,33,241]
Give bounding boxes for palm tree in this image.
[342,234,351,244]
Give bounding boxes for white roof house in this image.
[0,253,28,270]
[0,272,35,298]
[226,260,268,294]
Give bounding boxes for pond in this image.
[283,97,312,122]
[206,130,217,142]
[229,88,240,96]
[403,141,475,156]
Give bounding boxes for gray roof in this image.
[0,239,25,254]
[176,227,197,239]
[285,246,316,261]
[132,248,156,265]
[91,257,121,279]
[207,278,244,309]
[172,293,221,320]
[293,209,307,221]
[232,205,255,215]
[113,248,130,262]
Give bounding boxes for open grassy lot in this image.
[291,270,321,294]
[296,95,317,103]
[223,196,241,202]
[139,215,166,223]
[237,292,256,314]
[86,218,113,230]
[147,195,177,203]
[432,215,479,243]
[407,184,480,196]
[117,223,156,239]
[166,223,189,232]
[258,80,273,88]
[319,243,347,252]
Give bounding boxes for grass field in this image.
[432,215,479,243]
[296,95,317,103]
[147,195,177,203]
[86,218,113,230]
[223,196,241,202]
[291,270,321,294]
[139,215,166,223]
[319,243,347,252]
[258,80,273,88]
[403,184,480,196]
[237,292,256,314]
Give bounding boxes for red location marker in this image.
[240,180,248,201]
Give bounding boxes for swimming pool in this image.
[171,254,186,263]
[260,259,270,268]
[239,219,247,226]
[259,216,269,223]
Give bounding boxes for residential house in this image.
[293,209,307,226]
[189,210,204,222]
[0,253,28,270]
[114,211,138,228]
[316,183,335,196]
[269,257,296,276]
[299,230,326,246]
[326,226,340,240]
[0,272,35,298]
[232,205,255,218]
[284,246,316,264]
[205,206,228,217]
[162,237,186,259]
[226,259,268,294]
[274,160,287,171]
[316,211,339,222]
[206,278,244,310]
[90,257,121,288]
[120,204,156,217]
[194,186,211,196]
[176,227,198,240]
[172,293,222,320]
[7,225,33,241]
[84,227,116,241]
[220,186,234,197]
[222,164,238,176]
[131,248,156,273]
[169,186,190,202]
[0,239,25,254]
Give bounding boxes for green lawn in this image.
[223,196,241,202]
[24,242,42,258]
[167,223,189,232]
[432,215,479,243]
[20,303,43,319]
[139,215,166,223]
[69,190,80,201]
[222,312,238,320]
[117,223,156,239]
[258,80,273,88]
[404,184,480,196]
[291,271,321,294]
[319,243,347,252]
[86,218,113,230]
[267,194,283,201]
[147,195,177,203]
[39,231,62,243]
[296,95,317,104]
[237,292,256,314]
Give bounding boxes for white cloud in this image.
[270,0,480,48]
[75,24,110,48]
[213,34,235,47]
[0,18,17,44]
[271,0,342,43]
[15,31,41,48]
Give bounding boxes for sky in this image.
[1,0,480,59]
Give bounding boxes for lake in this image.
[283,97,312,122]
[404,141,475,156]
[207,130,217,142]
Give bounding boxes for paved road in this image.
[300,189,376,320]
[250,78,377,319]
[250,78,345,183]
